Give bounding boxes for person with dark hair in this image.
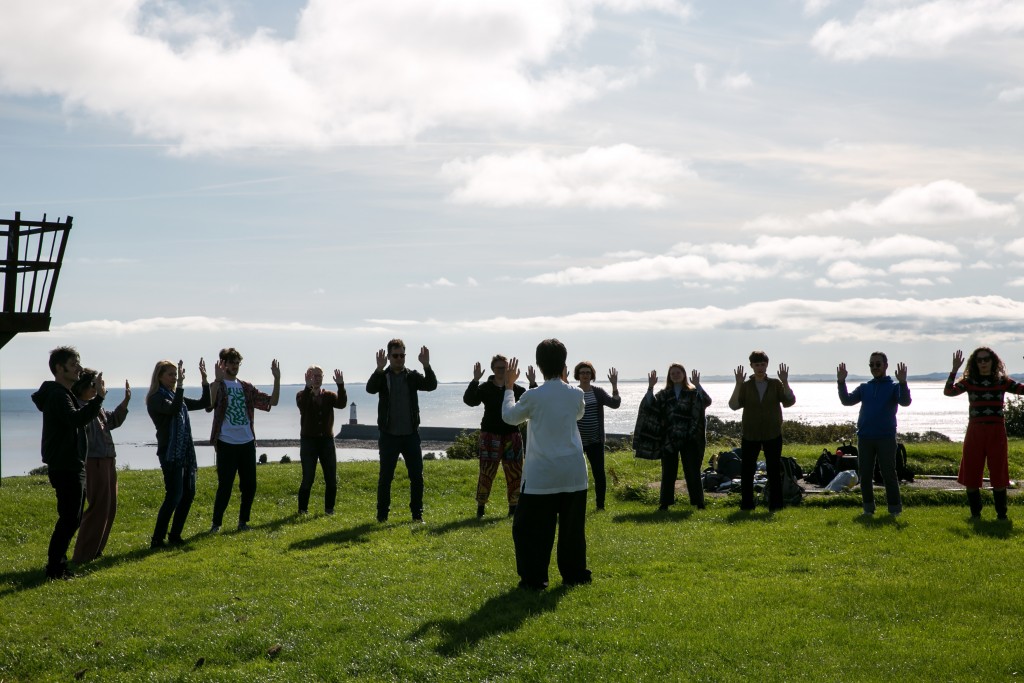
[501,339,591,590]
[573,361,621,510]
[31,346,107,579]
[944,347,1024,520]
[147,359,210,547]
[296,365,347,515]
[70,369,130,563]
[207,348,280,532]
[367,339,437,523]
[837,352,911,517]
[463,354,537,518]
[728,351,795,511]
[645,363,712,511]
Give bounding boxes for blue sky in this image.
[1,0,1022,388]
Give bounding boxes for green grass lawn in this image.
[1,448,1022,682]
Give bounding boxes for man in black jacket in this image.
[31,346,106,579]
[366,339,437,522]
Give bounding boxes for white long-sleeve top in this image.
[501,379,588,494]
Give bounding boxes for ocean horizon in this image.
[1,380,977,477]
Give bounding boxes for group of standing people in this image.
[31,340,1021,583]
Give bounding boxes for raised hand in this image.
[419,346,430,367]
[271,359,281,380]
[895,362,908,383]
[333,369,344,385]
[376,349,387,371]
[214,359,227,382]
[648,370,658,390]
[951,349,964,373]
[778,363,789,383]
[124,380,132,403]
[472,362,483,381]
[525,365,536,385]
[505,357,521,387]
[607,367,618,387]
[837,362,848,382]
[690,368,701,387]
[177,360,186,387]
[734,365,746,383]
[199,358,208,384]
[95,372,107,398]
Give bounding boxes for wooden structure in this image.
[0,212,74,482]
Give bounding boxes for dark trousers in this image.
[660,440,705,508]
[583,441,607,508]
[740,436,784,510]
[212,440,257,526]
[858,436,902,514]
[47,469,85,570]
[378,433,424,518]
[298,436,338,513]
[512,489,590,588]
[154,460,196,541]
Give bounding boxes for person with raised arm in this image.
[463,355,537,518]
[207,348,280,532]
[728,351,795,512]
[573,361,621,511]
[837,352,911,517]
[366,339,437,523]
[501,339,591,590]
[296,365,347,515]
[71,369,130,562]
[31,346,107,579]
[944,347,1024,521]
[645,363,712,511]
[147,359,210,547]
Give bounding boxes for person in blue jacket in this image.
[837,352,911,517]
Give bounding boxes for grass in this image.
[1,445,1022,682]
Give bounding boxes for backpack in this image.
[702,469,732,492]
[715,448,743,479]
[805,448,837,485]
[764,456,804,505]
[781,456,804,482]
[835,442,859,472]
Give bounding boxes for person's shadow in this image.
[428,516,505,536]
[288,522,378,550]
[0,545,154,596]
[611,507,694,524]
[408,585,568,656]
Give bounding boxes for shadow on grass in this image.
[241,513,303,535]
[611,507,694,524]
[948,517,1019,540]
[852,512,905,529]
[288,522,378,550]
[428,516,506,536]
[408,585,569,656]
[724,509,773,524]
[0,544,157,596]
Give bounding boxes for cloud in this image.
[811,0,1024,62]
[0,0,690,152]
[360,295,1024,343]
[721,72,753,90]
[1008,277,1024,287]
[899,277,934,286]
[747,181,1018,231]
[692,63,751,91]
[407,277,456,289]
[54,316,336,335]
[441,145,692,208]
[526,254,778,285]
[803,0,834,16]
[997,86,1024,103]
[889,259,960,274]
[1007,237,1024,256]
[693,63,708,91]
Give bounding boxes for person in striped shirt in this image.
[944,347,1023,521]
[573,361,621,511]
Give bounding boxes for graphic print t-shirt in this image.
[219,379,255,444]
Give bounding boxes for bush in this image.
[28,464,48,476]
[446,430,479,460]
[782,420,858,444]
[898,431,952,443]
[1006,396,1024,438]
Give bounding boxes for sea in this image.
[0,381,971,477]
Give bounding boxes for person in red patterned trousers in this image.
[944,347,1024,521]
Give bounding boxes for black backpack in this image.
[764,457,804,505]
[714,448,743,479]
[806,448,837,485]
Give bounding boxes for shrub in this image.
[28,465,48,476]
[898,431,952,443]
[280,455,291,464]
[446,430,479,460]
[1006,396,1024,438]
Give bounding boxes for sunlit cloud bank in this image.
[526,233,960,285]
[745,181,1018,232]
[440,145,691,208]
[0,0,689,153]
[54,316,373,335]
[811,0,1024,62]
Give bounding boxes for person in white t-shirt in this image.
[501,338,592,590]
[207,347,280,532]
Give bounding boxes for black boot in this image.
[994,489,1008,521]
[966,489,982,519]
[476,504,485,519]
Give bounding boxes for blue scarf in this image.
[160,386,197,471]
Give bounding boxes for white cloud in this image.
[1008,277,1024,287]
[827,260,886,279]
[441,145,692,208]
[670,235,861,263]
[721,72,753,90]
[526,254,777,285]
[968,261,994,269]
[997,87,1024,103]
[900,277,934,286]
[693,63,708,91]
[1007,237,1024,256]
[860,234,959,259]
[55,316,335,335]
[466,277,479,287]
[407,277,456,289]
[749,181,1018,231]
[0,0,690,152]
[811,0,1024,62]
[889,258,960,274]
[803,0,834,17]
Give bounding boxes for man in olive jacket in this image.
[366,339,437,522]
[31,346,106,579]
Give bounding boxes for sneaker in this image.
[167,535,185,547]
[209,524,221,533]
[237,523,250,532]
[298,509,308,515]
[325,509,335,516]
[150,538,167,549]
[412,516,424,524]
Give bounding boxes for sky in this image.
[1,0,1023,389]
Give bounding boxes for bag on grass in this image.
[805,449,837,485]
[765,457,804,505]
[715,448,743,479]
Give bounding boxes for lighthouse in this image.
[349,402,358,425]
